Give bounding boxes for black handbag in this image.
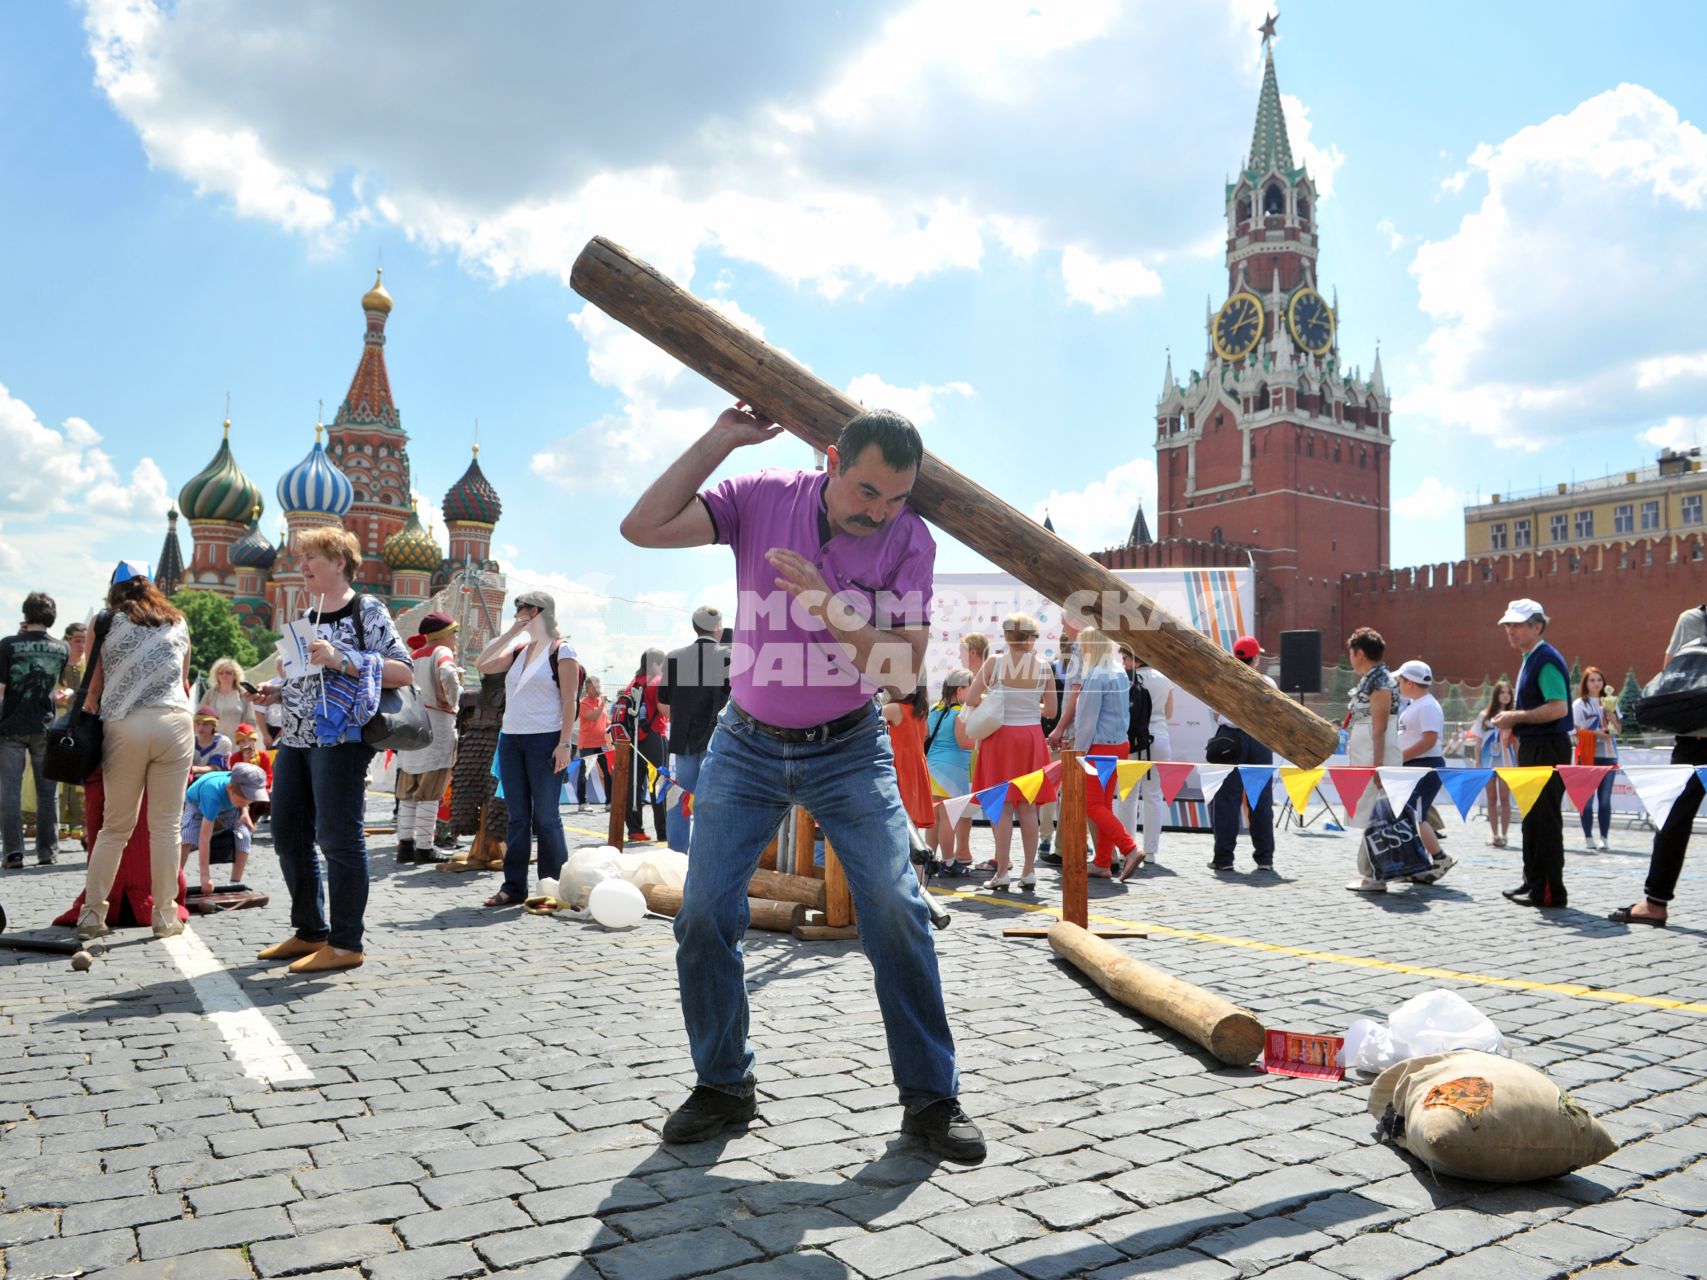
[1635,608,1707,735]
[352,595,433,752]
[43,613,111,785]
[1205,725,1240,764]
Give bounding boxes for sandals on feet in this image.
[1608,904,1667,928]
[1117,850,1146,881]
[483,890,523,908]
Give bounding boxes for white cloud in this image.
[0,382,171,623]
[1641,416,1707,451]
[1393,476,1460,519]
[845,374,974,426]
[1279,92,1343,199]
[1061,245,1163,312]
[1031,455,1157,553]
[1402,85,1707,449]
[1440,169,1470,194]
[1375,217,1414,254]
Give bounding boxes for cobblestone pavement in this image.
[3,802,1705,1279]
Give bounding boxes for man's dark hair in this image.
[836,409,923,475]
[1346,626,1386,662]
[22,592,56,628]
[64,622,87,640]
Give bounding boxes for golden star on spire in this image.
[1259,12,1278,43]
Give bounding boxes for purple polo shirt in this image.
[700,467,935,729]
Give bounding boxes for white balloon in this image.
[538,877,559,901]
[587,879,647,929]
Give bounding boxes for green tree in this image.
[1327,653,1357,701]
[247,625,281,654]
[1616,668,1644,737]
[1568,658,1583,695]
[171,590,258,683]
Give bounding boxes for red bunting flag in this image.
[1555,765,1614,813]
[1153,761,1197,805]
[1327,767,1376,816]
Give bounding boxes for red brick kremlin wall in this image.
[1340,534,1707,686]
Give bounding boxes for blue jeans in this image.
[498,731,569,900]
[667,751,703,854]
[1581,757,1616,840]
[1211,727,1274,864]
[0,732,58,860]
[271,743,374,951]
[675,703,958,1110]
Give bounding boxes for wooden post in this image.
[748,868,828,911]
[759,831,779,872]
[1048,921,1265,1066]
[570,236,1339,767]
[1058,750,1088,928]
[607,743,629,849]
[643,885,805,933]
[793,806,821,879]
[823,839,854,930]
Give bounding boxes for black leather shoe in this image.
[1038,851,1064,866]
[1509,888,1567,909]
[1209,861,1235,874]
[901,1099,987,1164]
[662,1083,757,1143]
[414,847,452,864]
[1501,883,1533,900]
[396,840,417,865]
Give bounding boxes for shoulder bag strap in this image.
[924,706,950,753]
[71,611,114,723]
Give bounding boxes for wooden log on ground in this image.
[1058,750,1088,929]
[1048,921,1265,1066]
[794,807,822,879]
[823,841,854,928]
[793,923,860,941]
[608,742,630,849]
[642,884,806,933]
[571,236,1339,767]
[748,868,827,911]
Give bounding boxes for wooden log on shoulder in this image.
[748,868,827,911]
[571,236,1339,767]
[1048,920,1265,1066]
[642,884,806,933]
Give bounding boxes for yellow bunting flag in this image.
[1115,760,1152,800]
[645,758,660,790]
[1280,767,1325,815]
[1012,769,1046,803]
[1496,767,1555,816]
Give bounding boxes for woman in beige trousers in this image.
[78,564,195,940]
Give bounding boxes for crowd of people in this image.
[4,398,1706,1166]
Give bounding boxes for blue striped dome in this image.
[277,428,354,517]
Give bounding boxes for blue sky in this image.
[4,1,1705,681]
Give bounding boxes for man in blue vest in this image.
[1491,598,1572,908]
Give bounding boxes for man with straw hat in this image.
[396,611,461,865]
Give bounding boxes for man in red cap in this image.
[1210,636,1277,872]
[395,612,460,865]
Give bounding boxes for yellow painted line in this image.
[930,887,1707,1016]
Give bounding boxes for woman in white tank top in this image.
[963,612,1058,891]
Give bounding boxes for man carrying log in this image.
[620,403,983,1164]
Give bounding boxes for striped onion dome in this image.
[382,504,442,573]
[442,444,502,525]
[277,424,354,516]
[178,421,263,523]
[229,505,278,570]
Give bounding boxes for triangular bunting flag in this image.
[975,783,1011,825]
[1556,765,1614,813]
[1238,765,1275,809]
[583,761,607,805]
[1623,766,1695,830]
[682,791,694,818]
[1437,768,1492,820]
[1154,761,1197,805]
[566,757,584,787]
[1042,760,1063,786]
[1195,765,1236,804]
[1326,767,1375,816]
[1496,767,1555,816]
[1376,767,1432,814]
[1088,755,1119,788]
[1698,766,1707,794]
[1013,770,1046,803]
[1279,766,1323,815]
[941,794,974,827]
[1115,760,1152,800]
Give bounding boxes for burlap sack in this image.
[1368,1050,1617,1182]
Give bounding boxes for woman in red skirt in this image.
[882,678,937,834]
[965,613,1058,891]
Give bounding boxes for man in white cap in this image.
[659,605,730,854]
[1491,599,1572,908]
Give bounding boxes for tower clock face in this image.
[1287,287,1335,355]
[1213,292,1264,361]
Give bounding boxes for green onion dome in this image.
[382,503,443,573]
[229,505,278,570]
[178,421,263,523]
